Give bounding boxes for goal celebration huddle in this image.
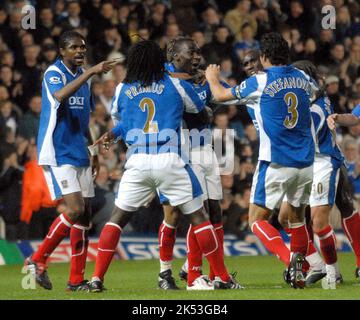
[20,27,360,294]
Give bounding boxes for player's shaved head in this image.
[124,40,165,87]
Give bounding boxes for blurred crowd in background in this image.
[0,0,359,241]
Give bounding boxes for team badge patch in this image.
[61,180,68,188]
[49,76,62,84]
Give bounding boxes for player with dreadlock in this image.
[88,40,243,292]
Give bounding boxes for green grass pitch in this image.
[1,253,359,300]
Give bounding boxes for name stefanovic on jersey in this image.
[235,75,313,99]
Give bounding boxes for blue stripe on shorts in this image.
[254,161,270,207]
[49,167,62,200]
[184,164,203,199]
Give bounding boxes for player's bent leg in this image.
[182,200,243,290]
[89,207,133,292]
[208,199,224,281]
[26,192,86,290]
[287,204,309,257]
[277,202,322,285]
[67,198,92,292]
[337,166,360,275]
[285,204,310,289]
[158,205,180,290]
[250,204,291,267]
[311,205,337,288]
[179,199,223,282]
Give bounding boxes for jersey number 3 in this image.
[139,98,159,133]
[283,92,299,129]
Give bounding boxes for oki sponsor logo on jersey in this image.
[197,90,207,101]
[68,96,85,109]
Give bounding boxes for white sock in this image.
[160,259,172,273]
[306,251,325,271]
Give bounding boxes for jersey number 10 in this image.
[139,98,159,133]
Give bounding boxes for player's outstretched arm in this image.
[93,122,124,151]
[327,113,360,130]
[205,64,235,102]
[93,131,115,151]
[53,59,120,103]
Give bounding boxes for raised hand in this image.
[327,113,338,131]
[90,59,121,75]
[93,131,116,151]
[205,64,220,83]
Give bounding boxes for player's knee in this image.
[76,213,91,227]
[312,215,328,233]
[248,206,269,226]
[164,207,180,227]
[110,207,132,228]
[337,197,354,218]
[208,200,222,224]
[312,221,328,234]
[277,214,288,229]
[70,202,85,217]
[189,209,207,226]
[311,206,330,233]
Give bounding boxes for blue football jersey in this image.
[110,73,204,155]
[231,66,315,168]
[165,63,231,147]
[311,95,344,162]
[352,104,360,117]
[37,59,94,167]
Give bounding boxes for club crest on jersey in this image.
[49,76,62,84]
[61,180,68,189]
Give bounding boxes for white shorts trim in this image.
[115,153,203,212]
[190,145,223,201]
[42,165,94,200]
[309,154,340,207]
[250,161,313,210]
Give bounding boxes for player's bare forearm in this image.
[54,59,119,103]
[205,64,234,102]
[208,81,234,102]
[335,114,360,127]
[53,69,95,103]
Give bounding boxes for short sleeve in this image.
[111,83,124,126]
[231,75,259,103]
[111,122,124,139]
[44,70,65,97]
[352,104,360,117]
[178,79,205,113]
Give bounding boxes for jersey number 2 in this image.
[139,98,159,133]
[283,92,299,129]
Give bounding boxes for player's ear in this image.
[59,47,66,57]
